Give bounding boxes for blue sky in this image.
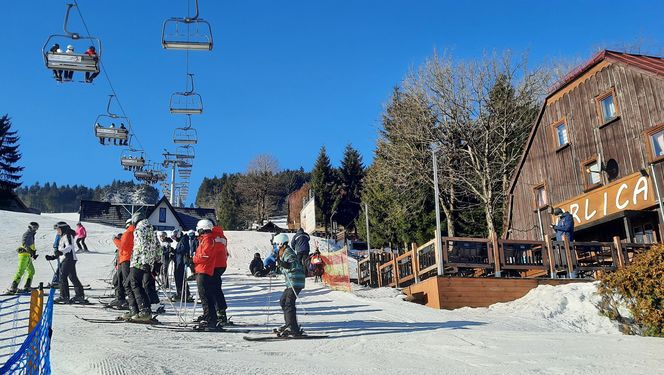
[1,0,662,204]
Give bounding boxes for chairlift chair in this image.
[120,149,145,170]
[173,115,198,144]
[161,0,213,51]
[43,4,101,78]
[175,145,195,160]
[169,74,203,115]
[94,95,130,145]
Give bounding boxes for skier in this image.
[186,230,198,281]
[261,244,279,276]
[291,228,311,268]
[192,219,220,331]
[75,222,89,253]
[308,249,325,283]
[273,233,306,337]
[49,43,63,81]
[145,231,162,311]
[84,46,99,83]
[171,230,192,302]
[7,222,40,294]
[63,45,75,81]
[211,224,229,325]
[47,222,86,304]
[48,224,61,287]
[249,253,264,276]
[108,219,134,310]
[158,231,173,289]
[121,212,159,322]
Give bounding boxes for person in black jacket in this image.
[48,222,86,304]
[171,230,192,302]
[249,253,264,276]
[158,232,174,288]
[290,228,311,268]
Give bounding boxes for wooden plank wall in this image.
[510,61,664,240]
[404,277,589,310]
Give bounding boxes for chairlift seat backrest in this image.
[95,127,129,140]
[46,52,99,73]
[162,18,213,51]
[121,157,145,168]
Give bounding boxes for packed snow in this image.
[0,210,663,374]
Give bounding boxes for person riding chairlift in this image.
[49,43,63,81]
[63,45,74,81]
[84,46,99,83]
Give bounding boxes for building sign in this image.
[553,172,657,227]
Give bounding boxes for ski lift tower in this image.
[162,150,180,205]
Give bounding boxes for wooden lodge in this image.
[507,50,664,243]
[357,51,664,310]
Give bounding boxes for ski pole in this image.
[265,273,273,327]
[155,277,186,325]
[282,271,308,316]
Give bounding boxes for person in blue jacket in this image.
[551,208,575,242]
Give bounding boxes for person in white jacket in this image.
[46,222,86,304]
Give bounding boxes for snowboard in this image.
[243,334,328,342]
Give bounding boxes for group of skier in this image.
[5,217,314,336]
[6,221,88,305]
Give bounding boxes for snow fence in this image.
[0,288,54,374]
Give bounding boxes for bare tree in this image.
[243,154,279,225]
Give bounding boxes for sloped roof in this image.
[173,206,216,231]
[147,196,185,229]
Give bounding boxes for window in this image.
[644,123,664,163]
[582,158,602,190]
[596,89,619,124]
[159,207,167,223]
[552,119,569,149]
[633,224,655,244]
[534,184,548,209]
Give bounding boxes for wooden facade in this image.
[507,50,664,242]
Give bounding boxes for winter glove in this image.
[45,254,57,261]
[54,250,63,257]
[32,254,39,260]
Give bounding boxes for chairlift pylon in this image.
[169,74,203,115]
[43,4,101,81]
[162,0,213,51]
[94,95,129,146]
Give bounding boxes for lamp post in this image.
[432,148,444,276]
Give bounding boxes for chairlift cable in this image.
[72,0,146,154]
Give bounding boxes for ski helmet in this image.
[273,233,289,247]
[196,219,214,233]
[28,222,39,231]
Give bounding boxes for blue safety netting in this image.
[0,289,54,375]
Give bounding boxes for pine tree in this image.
[310,146,337,231]
[0,115,23,192]
[217,175,241,230]
[336,144,365,230]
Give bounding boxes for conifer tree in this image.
[336,144,365,230]
[0,115,23,192]
[310,146,337,231]
[217,175,241,230]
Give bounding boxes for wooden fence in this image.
[356,235,655,288]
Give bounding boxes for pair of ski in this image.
[243,328,328,342]
[1,284,92,296]
[75,315,251,333]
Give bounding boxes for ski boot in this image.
[19,278,32,293]
[278,326,304,337]
[193,315,206,323]
[193,320,220,332]
[168,294,181,302]
[120,310,137,321]
[4,281,19,295]
[153,304,166,314]
[273,324,288,335]
[132,310,154,323]
[217,310,228,326]
[70,295,88,304]
[53,296,71,304]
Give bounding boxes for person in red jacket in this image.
[84,46,100,83]
[108,218,135,309]
[212,225,229,324]
[192,219,219,331]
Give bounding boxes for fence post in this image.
[491,233,501,277]
[544,235,556,278]
[613,236,625,269]
[28,283,44,333]
[412,243,419,283]
[393,256,399,288]
[376,262,382,288]
[563,235,575,278]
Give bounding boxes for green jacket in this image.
[278,246,305,289]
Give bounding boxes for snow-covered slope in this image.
[0,210,662,374]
